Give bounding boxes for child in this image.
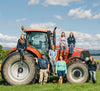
[59,32,67,56]
[55,56,67,84]
[86,56,97,83]
[67,32,76,54]
[48,45,57,76]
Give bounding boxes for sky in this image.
[0,0,100,49]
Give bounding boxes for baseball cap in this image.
[41,52,45,55]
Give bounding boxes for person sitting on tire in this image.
[59,32,67,56]
[55,55,67,84]
[67,32,76,54]
[35,53,50,85]
[48,45,57,76]
[16,34,27,59]
[86,56,97,83]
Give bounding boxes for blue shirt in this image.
[67,37,76,47]
[38,58,49,69]
[86,60,97,71]
[49,49,57,59]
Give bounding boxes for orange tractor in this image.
[1,26,90,85]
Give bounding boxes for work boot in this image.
[43,81,46,85]
[39,82,43,85]
[22,55,25,60]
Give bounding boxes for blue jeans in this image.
[89,71,96,81]
[60,44,66,50]
[18,49,24,57]
[50,60,56,69]
[69,45,74,53]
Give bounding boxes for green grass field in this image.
[0,60,100,91]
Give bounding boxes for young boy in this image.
[35,53,50,85]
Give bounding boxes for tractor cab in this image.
[24,28,56,54]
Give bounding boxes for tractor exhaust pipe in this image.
[53,27,57,47]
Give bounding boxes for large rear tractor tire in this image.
[1,52,36,85]
[67,60,88,83]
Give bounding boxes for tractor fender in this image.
[8,46,41,57]
[66,55,80,63]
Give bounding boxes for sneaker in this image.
[93,80,97,83]
[22,55,26,60]
[53,73,55,76]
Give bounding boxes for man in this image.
[35,53,50,85]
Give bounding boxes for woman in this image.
[59,32,67,56]
[49,45,57,76]
[55,56,67,84]
[67,32,76,54]
[16,34,27,59]
[86,56,97,83]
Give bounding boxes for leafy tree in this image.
[0,45,3,51]
[0,45,11,61]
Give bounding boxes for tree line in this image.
[0,45,11,61]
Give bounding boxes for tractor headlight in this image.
[85,57,90,61]
[80,51,90,61]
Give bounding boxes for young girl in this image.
[16,34,27,59]
[86,56,97,83]
[67,32,76,54]
[49,45,57,76]
[59,32,67,55]
[55,56,67,84]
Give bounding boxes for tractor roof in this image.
[24,29,48,33]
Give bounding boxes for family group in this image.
[16,32,97,85]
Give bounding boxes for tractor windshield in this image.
[27,32,48,53]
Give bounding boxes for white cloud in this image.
[54,15,63,20]
[68,7,100,20]
[22,18,26,21]
[43,0,81,6]
[93,13,100,19]
[0,33,18,48]
[16,19,20,23]
[16,18,26,23]
[28,0,39,5]
[93,3,100,7]
[29,22,57,30]
[68,7,92,19]
[95,34,100,39]
[28,0,82,6]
